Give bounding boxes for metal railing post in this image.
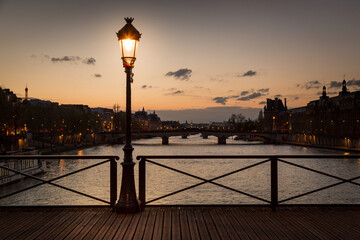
[110,157,117,208]
[139,157,146,211]
[271,157,278,211]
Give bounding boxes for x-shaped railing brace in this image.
[144,158,271,204]
[278,159,360,203]
[0,160,111,204]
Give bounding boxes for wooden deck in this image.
[0,206,359,239]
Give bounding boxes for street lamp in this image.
[115,17,141,213]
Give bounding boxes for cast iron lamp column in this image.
[115,17,141,213]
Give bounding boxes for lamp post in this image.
[115,17,141,213]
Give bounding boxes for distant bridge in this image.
[99,129,286,145]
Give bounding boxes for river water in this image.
[1,134,359,205]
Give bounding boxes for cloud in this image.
[142,85,152,89]
[213,97,228,105]
[298,80,322,90]
[294,96,299,100]
[236,88,269,101]
[274,94,282,98]
[258,88,269,93]
[51,56,81,63]
[240,70,257,77]
[347,79,360,87]
[94,74,102,78]
[259,101,266,105]
[156,106,262,123]
[166,90,184,95]
[194,86,211,91]
[229,95,239,99]
[165,68,192,80]
[328,81,341,89]
[83,57,96,65]
[237,92,262,101]
[240,91,249,96]
[49,55,96,65]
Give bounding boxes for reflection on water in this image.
[1,134,359,205]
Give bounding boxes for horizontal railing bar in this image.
[278,159,360,187]
[0,155,119,160]
[279,175,360,204]
[137,155,360,159]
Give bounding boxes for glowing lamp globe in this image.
[116,17,141,68]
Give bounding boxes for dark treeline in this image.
[228,111,264,132]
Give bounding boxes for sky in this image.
[0,0,359,122]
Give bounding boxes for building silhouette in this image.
[264,79,360,139]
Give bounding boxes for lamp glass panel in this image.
[119,39,138,66]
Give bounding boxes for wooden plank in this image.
[230,208,262,240]
[7,210,55,240]
[214,208,242,240]
[1,206,360,240]
[82,208,114,240]
[90,212,123,240]
[67,208,106,240]
[103,213,129,239]
[201,209,221,240]
[35,209,81,240]
[172,209,181,240]
[133,209,150,240]
[22,210,69,240]
[152,210,164,240]
[122,213,142,239]
[0,210,30,230]
[219,207,250,240]
[112,214,134,239]
[186,209,200,240]
[179,208,191,240]
[289,209,333,239]
[252,210,303,240]
[162,209,172,240]
[1,210,49,240]
[51,211,90,240]
[142,208,157,240]
[208,208,231,239]
[0,211,34,234]
[316,208,360,235]
[0,211,38,237]
[305,208,360,239]
[65,211,98,240]
[242,209,279,240]
[193,209,210,240]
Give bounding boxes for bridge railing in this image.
[137,155,360,210]
[0,155,119,207]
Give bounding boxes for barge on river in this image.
[0,149,46,185]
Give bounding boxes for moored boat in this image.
[0,149,46,185]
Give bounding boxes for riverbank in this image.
[277,140,360,153]
[40,142,109,155]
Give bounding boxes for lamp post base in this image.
[115,147,141,214]
[115,199,141,213]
